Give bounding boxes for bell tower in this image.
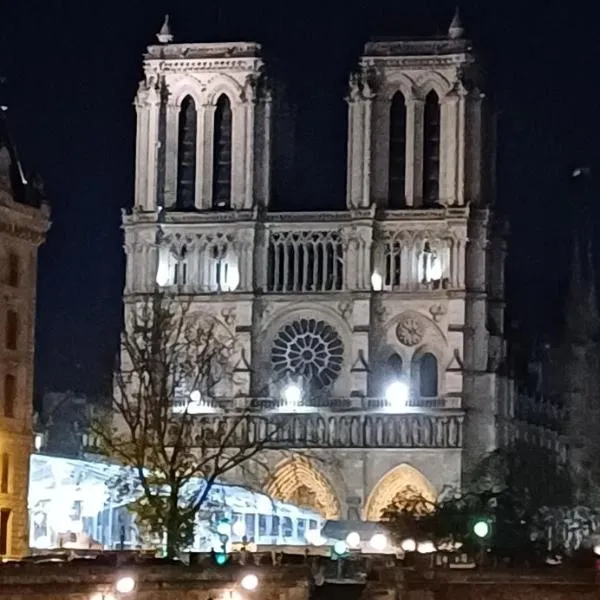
[346,9,491,210]
[345,11,506,479]
[133,16,274,214]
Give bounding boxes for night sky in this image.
[1,0,598,396]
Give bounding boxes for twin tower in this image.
[131,14,494,217]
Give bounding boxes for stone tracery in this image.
[271,318,344,388]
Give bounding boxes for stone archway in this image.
[264,457,341,519]
[363,463,437,521]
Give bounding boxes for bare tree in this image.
[91,292,275,557]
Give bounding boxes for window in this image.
[212,95,232,209]
[0,453,9,494]
[258,514,268,537]
[0,508,10,555]
[173,245,188,285]
[5,310,18,350]
[419,353,438,397]
[282,516,293,538]
[7,253,19,287]
[3,374,15,418]
[176,96,197,210]
[270,515,280,536]
[297,518,306,540]
[388,92,407,208]
[422,91,440,206]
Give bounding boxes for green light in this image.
[473,519,490,539]
[215,552,228,565]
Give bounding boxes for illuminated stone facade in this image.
[122,14,509,520]
[0,109,50,557]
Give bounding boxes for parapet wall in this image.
[2,557,600,600]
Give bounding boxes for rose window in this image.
[271,319,344,388]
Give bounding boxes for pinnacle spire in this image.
[156,14,173,44]
[565,235,588,343]
[448,6,464,40]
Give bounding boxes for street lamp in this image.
[473,519,491,539]
[385,381,409,409]
[240,574,259,591]
[232,520,246,537]
[115,575,136,594]
[400,538,416,552]
[369,533,388,552]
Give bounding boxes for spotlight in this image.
[282,384,302,406]
[384,381,409,409]
[371,271,383,291]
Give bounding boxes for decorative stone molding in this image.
[363,463,437,520]
[429,304,447,322]
[396,314,425,347]
[265,457,341,519]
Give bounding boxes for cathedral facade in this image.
[0,109,50,557]
[122,14,508,521]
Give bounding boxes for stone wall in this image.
[0,561,310,600]
[2,559,599,600]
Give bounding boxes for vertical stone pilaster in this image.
[145,100,160,212]
[442,94,458,205]
[164,102,179,208]
[201,104,215,210]
[410,98,424,206]
[244,102,255,210]
[371,97,390,208]
[404,98,416,206]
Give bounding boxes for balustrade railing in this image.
[187,412,463,449]
[172,395,461,414]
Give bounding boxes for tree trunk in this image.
[165,494,180,558]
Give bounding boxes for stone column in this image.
[231,97,247,210]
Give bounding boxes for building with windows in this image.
[122,12,509,522]
[0,107,50,557]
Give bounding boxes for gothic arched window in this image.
[422,91,440,206]
[382,353,404,395]
[176,96,197,210]
[388,92,407,208]
[212,94,233,210]
[386,354,403,377]
[419,353,438,397]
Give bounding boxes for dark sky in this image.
[1,0,598,395]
